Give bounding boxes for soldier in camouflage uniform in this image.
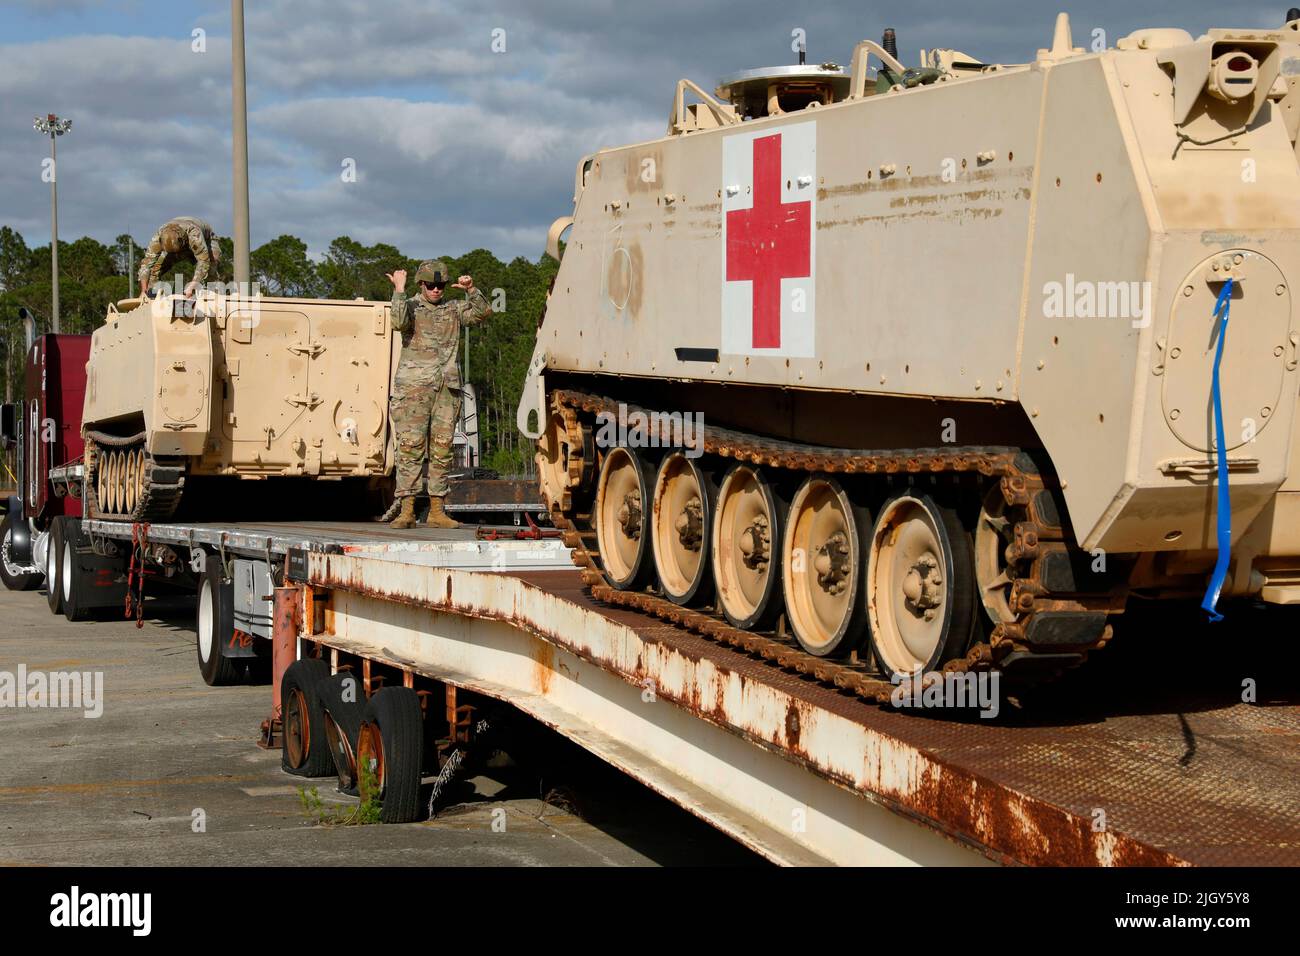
[137,216,221,298]
[386,259,492,529]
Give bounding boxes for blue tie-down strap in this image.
[1200,276,1235,622]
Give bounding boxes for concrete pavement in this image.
[0,586,759,866]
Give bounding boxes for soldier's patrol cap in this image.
[414,260,449,285]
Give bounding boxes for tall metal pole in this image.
[34,115,70,332]
[49,132,60,333]
[32,117,69,332]
[231,0,251,285]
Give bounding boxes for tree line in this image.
[0,226,555,476]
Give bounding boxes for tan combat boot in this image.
[390,497,418,529]
[423,496,459,529]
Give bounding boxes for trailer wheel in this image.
[358,686,424,823]
[0,515,42,592]
[45,518,66,615]
[281,658,333,776]
[196,566,240,686]
[61,519,92,622]
[318,672,366,794]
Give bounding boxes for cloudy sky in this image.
[0,0,1292,262]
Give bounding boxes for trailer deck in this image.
[291,548,1300,866]
[70,518,1300,866]
[84,519,572,571]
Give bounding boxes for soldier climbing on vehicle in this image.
[137,216,221,298]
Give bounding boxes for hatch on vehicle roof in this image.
[714,63,850,119]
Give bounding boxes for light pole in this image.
[231,0,251,285]
[33,114,71,334]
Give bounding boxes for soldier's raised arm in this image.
[186,224,212,293]
[137,231,164,297]
[387,268,412,331]
[453,275,492,326]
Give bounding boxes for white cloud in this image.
[1,0,1293,262]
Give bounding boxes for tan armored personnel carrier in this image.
[522,12,1300,683]
[83,291,397,519]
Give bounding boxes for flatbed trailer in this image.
[44,514,1300,866]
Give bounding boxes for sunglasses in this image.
[421,281,447,290]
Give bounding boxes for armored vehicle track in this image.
[85,436,186,522]
[542,390,1129,696]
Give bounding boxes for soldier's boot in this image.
[390,497,418,529]
[423,496,459,529]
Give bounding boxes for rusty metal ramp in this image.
[512,577,1300,866]
[296,547,1300,866]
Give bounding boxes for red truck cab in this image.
[2,332,91,590]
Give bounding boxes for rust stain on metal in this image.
[901,760,1186,868]
[784,700,802,750]
[533,641,555,696]
[308,547,1295,867]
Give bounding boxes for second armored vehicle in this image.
[522,13,1300,684]
[82,291,398,520]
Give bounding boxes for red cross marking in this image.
[725,133,811,349]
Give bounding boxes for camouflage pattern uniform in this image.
[391,261,491,499]
[137,216,220,291]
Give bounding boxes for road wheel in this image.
[650,452,716,606]
[866,493,978,680]
[538,410,577,513]
[196,565,240,686]
[96,451,110,517]
[281,658,334,777]
[46,518,65,615]
[107,450,122,516]
[358,686,424,823]
[711,464,785,629]
[318,672,366,794]
[0,515,42,591]
[974,484,1018,625]
[123,449,139,515]
[782,475,870,657]
[594,446,655,590]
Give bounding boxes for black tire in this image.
[61,519,91,622]
[196,566,241,686]
[45,518,65,615]
[317,672,366,793]
[358,686,425,823]
[0,514,42,592]
[281,658,334,777]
